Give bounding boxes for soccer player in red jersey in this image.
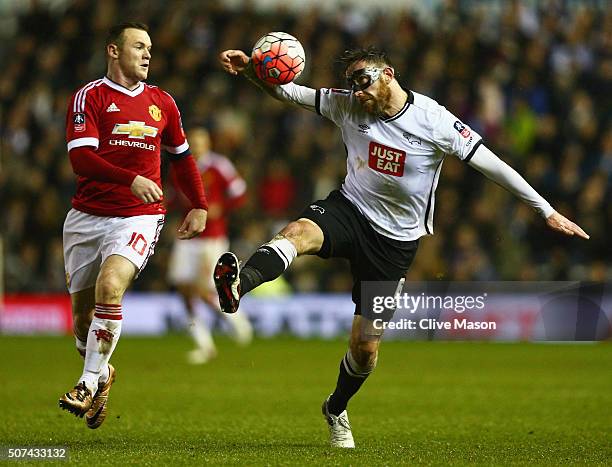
[59,22,208,428]
[167,127,252,364]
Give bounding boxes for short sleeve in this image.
[217,158,247,199]
[161,92,190,158]
[66,84,100,151]
[316,88,352,127]
[430,106,483,162]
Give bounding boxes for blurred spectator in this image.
[258,159,297,218]
[1,0,610,293]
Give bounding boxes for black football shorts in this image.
[298,190,419,314]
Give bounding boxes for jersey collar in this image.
[102,76,145,97]
[379,90,413,123]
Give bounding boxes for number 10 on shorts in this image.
[127,232,148,256]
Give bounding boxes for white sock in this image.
[79,303,122,396]
[223,312,253,345]
[99,364,110,385]
[189,316,215,352]
[264,237,298,270]
[75,337,87,358]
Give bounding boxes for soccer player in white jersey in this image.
[216,46,589,448]
[60,22,208,428]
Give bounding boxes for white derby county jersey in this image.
[249,71,553,239]
[315,88,482,241]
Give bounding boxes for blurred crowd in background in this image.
[1,0,610,293]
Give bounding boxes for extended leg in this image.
[239,218,323,294]
[197,246,252,346]
[214,218,323,313]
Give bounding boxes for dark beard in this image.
[361,80,392,115]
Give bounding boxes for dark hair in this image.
[105,22,149,48]
[338,46,394,73]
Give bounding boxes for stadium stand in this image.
[1,0,610,292]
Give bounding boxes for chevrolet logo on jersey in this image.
[112,121,158,139]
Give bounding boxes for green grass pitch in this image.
[0,335,610,465]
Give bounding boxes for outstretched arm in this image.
[468,145,589,239]
[219,49,251,75]
[219,49,317,111]
[544,211,589,239]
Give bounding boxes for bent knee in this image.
[349,340,379,371]
[280,219,323,255]
[96,271,128,302]
[280,219,311,241]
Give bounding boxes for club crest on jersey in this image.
[112,121,158,139]
[73,113,86,132]
[453,120,471,138]
[148,105,162,121]
[368,141,406,177]
[402,132,422,145]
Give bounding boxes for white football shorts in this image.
[167,237,229,288]
[63,208,165,293]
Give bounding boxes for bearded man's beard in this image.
[362,80,392,115]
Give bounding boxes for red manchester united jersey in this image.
[171,152,246,238]
[66,76,189,217]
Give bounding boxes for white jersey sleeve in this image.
[242,64,317,112]
[315,88,353,127]
[272,82,317,112]
[468,145,555,218]
[426,101,483,162]
[242,63,352,125]
[419,94,553,217]
[262,83,354,127]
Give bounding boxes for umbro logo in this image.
[358,123,370,134]
[106,102,120,112]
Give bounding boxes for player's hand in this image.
[219,50,250,75]
[131,175,163,203]
[546,211,590,239]
[177,208,207,239]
